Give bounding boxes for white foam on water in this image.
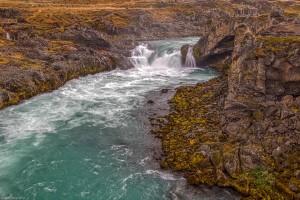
[139,156,151,166]
[145,170,185,181]
[0,37,218,198]
[185,46,197,68]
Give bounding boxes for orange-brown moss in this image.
[152,73,299,199]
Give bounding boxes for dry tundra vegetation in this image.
[1,0,300,199]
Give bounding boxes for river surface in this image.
[0,38,240,200]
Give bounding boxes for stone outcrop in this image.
[191,9,234,67]
[157,2,300,199]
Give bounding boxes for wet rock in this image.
[181,44,190,65]
[111,54,134,70]
[147,100,154,104]
[184,7,235,68]
[161,89,169,94]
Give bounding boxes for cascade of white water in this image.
[130,43,154,68]
[130,42,183,70]
[185,46,197,68]
[0,37,224,200]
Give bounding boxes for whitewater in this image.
[0,38,239,200]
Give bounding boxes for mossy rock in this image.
[232,176,250,195]
[210,150,225,170]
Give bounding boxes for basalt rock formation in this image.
[157,1,300,199]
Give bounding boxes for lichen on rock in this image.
[154,2,300,199]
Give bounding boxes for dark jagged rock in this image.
[161,89,169,94]
[181,9,235,69]
[180,44,190,65]
[155,2,300,199]
[147,100,154,104]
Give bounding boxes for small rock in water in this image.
[161,89,169,94]
[147,100,154,104]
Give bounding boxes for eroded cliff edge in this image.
[154,1,300,199]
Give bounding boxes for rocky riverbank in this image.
[153,0,300,199]
[1,0,300,199]
[0,0,210,109]
[2,0,292,110]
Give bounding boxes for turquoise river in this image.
[0,38,240,200]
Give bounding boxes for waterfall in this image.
[130,42,183,70]
[0,37,223,200]
[130,43,154,68]
[185,46,197,68]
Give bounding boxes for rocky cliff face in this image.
[181,8,234,68]
[159,1,300,199]
[222,21,300,199]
